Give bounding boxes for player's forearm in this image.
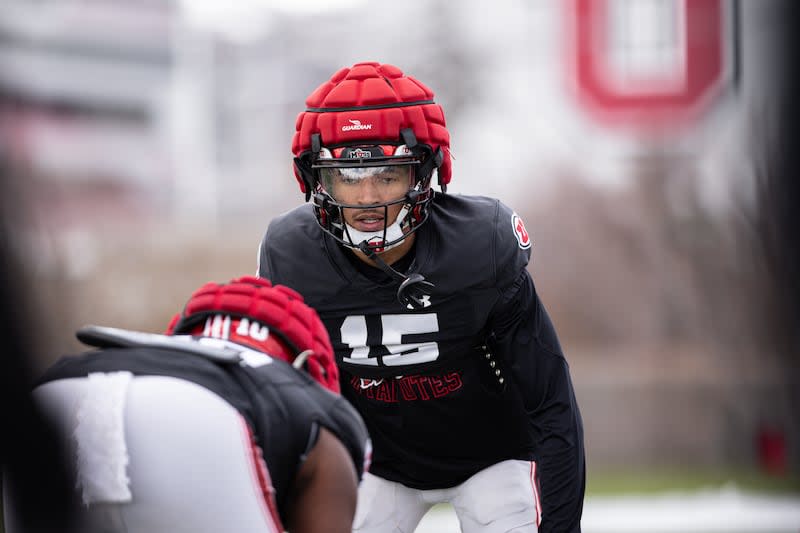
[531,358,585,532]
[535,412,585,532]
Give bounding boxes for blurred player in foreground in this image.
[2,275,370,533]
[1,158,79,533]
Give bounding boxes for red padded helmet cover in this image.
[292,61,451,192]
[166,276,339,394]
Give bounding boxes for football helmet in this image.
[166,276,340,393]
[292,62,451,252]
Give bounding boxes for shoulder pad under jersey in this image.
[294,384,370,479]
[425,194,531,291]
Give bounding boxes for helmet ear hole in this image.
[312,192,338,231]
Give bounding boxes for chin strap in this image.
[357,241,435,310]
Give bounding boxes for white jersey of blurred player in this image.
[6,373,286,533]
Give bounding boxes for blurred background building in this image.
[0,0,797,484]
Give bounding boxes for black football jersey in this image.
[259,193,585,531]
[37,335,369,524]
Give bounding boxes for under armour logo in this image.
[406,294,431,309]
[398,273,434,310]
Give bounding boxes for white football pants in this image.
[354,459,541,533]
[3,373,283,533]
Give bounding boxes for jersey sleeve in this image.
[489,271,586,532]
[491,201,532,290]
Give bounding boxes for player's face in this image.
[323,166,413,232]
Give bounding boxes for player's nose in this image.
[355,178,382,205]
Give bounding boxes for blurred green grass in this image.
[586,467,800,496]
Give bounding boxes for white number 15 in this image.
[341,313,440,367]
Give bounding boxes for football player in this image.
[258,62,585,532]
[2,276,369,533]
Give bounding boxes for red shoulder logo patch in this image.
[511,213,531,249]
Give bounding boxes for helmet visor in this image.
[320,165,414,204]
[314,144,419,204]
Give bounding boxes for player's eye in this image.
[381,168,412,184]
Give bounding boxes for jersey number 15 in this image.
[340,314,440,367]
